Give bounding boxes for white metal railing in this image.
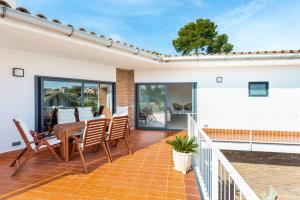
[197,114,300,146]
[188,113,260,200]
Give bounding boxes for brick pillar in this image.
[116,68,135,129]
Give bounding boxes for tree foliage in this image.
[172,19,233,55]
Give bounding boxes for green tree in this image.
[172,19,233,55]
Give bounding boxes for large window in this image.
[36,77,115,132]
[249,82,269,97]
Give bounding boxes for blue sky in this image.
[17,0,300,55]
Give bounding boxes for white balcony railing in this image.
[197,114,300,148]
[188,113,260,200]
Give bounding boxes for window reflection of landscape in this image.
[40,78,114,132]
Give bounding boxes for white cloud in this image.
[217,0,273,28]
[215,0,300,51]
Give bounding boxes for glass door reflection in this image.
[137,84,167,129]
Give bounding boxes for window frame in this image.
[248,82,269,97]
[35,76,115,132]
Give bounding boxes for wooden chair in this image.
[11,118,62,177]
[77,107,94,121]
[57,109,76,124]
[70,118,112,173]
[106,115,132,160]
[115,106,131,136]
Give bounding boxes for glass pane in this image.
[99,84,113,113]
[138,84,166,128]
[84,83,99,113]
[167,83,193,130]
[250,82,268,96]
[43,80,82,131]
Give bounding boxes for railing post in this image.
[187,114,191,138]
[211,153,219,200]
[249,114,253,151]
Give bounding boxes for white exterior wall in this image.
[135,65,300,131]
[0,48,116,153]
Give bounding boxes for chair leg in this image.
[76,143,87,173]
[128,124,131,137]
[70,141,76,161]
[45,143,62,162]
[104,141,113,162]
[10,148,28,167]
[102,142,112,163]
[124,136,132,154]
[11,151,35,177]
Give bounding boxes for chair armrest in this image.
[45,135,58,140]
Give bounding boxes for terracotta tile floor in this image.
[0,130,200,200]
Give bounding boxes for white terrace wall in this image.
[135,65,300,131]
[0,48,116,153]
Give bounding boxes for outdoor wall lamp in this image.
[216,76,223,83]
[13,68,24,77]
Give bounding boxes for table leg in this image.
[65,130,70,161]
[54,127,66,161]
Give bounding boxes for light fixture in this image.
[216,77,222,83]
[13,68,24,77]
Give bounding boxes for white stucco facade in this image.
[0,48,116,153]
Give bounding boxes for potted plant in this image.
[167,135,198,174]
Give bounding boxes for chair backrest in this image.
[57,109,76,124]
[184,103,192,110]
[78,107,94,121]
[107,115,128,140]
[13,118,35,149]
[116,106,128,115]
[173,103,182,109]
[102,106,112,119]
[82,118,107,150]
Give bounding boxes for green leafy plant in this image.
[166,136,198,153]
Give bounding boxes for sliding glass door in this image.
[36,77,115,132]
[136,83,197,130]
[137,84,167,129]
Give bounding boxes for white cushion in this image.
[14,117,36,149]
[93,115,106,120]
[116,106,128,115]
[57,109,76,124]
[38,138,61,150]
[78,107,94,121]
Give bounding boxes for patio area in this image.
[0,130,200,200]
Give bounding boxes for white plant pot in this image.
[172,149,192,174]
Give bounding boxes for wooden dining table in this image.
[54,120,111,161]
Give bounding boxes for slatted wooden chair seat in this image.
[71,118,112,173]
[11,118,62,177]
[106,115,132,160]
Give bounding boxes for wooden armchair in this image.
[70,118,112,173]
[106,115,132,160]
[11,118,62,177]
